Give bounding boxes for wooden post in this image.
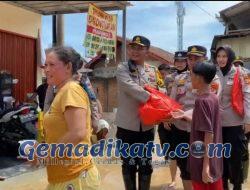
[56,14,64,46]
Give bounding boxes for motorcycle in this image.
[0,71,38,157]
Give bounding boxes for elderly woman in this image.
[43,46,101,190]
[215,46,250,190]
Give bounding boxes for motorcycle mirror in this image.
[12,79,18,84]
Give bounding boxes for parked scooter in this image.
[0,71,38,157]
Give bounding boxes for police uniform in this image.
[170,46,221,181]
[115,35,157,190]
[233,58,250,178]
[158,52,186,162]
[232,56,244,67]
[165,67,178,96]
[217,64,250,189]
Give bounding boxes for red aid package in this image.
[139,85,182,125]
[231,68,244,117]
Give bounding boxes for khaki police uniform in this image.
[115,60,158,188]
[165,71,178,96]
[115,62,157,132]
[171,71,221,132]
[115,35,158,190]
[156,66,177,161]
[217,64,250,187]
[170,69,221,180]
[169,46,221,181]
[217,65,250,126]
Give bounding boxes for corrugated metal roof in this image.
[219,1,250,30]
[5,1,131,15]
[220,1,249,17]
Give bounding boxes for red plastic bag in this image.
[232,68,244,117]
[139,85,182,125]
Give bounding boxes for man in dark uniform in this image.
[116,35,157,190]
[29,77,48,111]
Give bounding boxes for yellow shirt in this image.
[43,81,93,184]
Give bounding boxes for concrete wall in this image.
[217,35,250,58]
[0,2,41,38]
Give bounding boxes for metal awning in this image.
[5,1,131,62]
[5,1,131,15]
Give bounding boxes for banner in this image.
[84,3,117,60]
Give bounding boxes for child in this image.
[172,62,223,190]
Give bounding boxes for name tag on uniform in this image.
[227,78,233,85]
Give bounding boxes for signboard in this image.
[84,3,117,60]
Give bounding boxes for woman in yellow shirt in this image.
[43,46,101,190]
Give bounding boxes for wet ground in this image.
[0,153,249,190]
[1,148,250,189]
[0,121,249,190]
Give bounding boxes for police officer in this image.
[160,51,188,190]
[156,64,170,93]
[157,64,177,95]
[215,46,250,190]
[116,35,157,190]
[232,56,244,67]
[233,56,250,184]
[170,45,221,190]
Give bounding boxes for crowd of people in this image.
[28,34,250,190]
[115,35,250,190]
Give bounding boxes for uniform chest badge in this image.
[210,82,219,94]
[244,74,250,84]
[210,82,219,90]
[178,79,186,85]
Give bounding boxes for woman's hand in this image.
[17,142,41,168]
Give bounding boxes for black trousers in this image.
[116,127,155,176]
[171,126,191,180]
[222,126,249,185]
[158,122,175,160]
